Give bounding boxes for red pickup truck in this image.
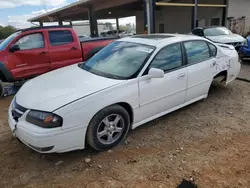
[0,26,115,96]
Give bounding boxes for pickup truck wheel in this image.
[0,79,3,98]
[86,105,130,151]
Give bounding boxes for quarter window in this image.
[207,42,217,57]
[15,33,44,50]
[184,41,210,64]
[49,30,73,46]
[150,43,183,72]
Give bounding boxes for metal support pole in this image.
[151,0,156,33]
[116,17,119,34]
[58,20,63,26]
[144,0,147,32]
[222,0,228,26]
[88,6,99,37]
[70,21,73,26]
[191,0,198,29]
[39,21,43,27]
[146,0,156,34]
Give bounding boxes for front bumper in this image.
[8,106,87,153]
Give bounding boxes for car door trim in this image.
[139,87,187,107]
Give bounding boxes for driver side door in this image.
[8,32,50,79]
[137,43,188,121]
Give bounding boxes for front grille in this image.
[12,99,28,121]
[227,42,242,47]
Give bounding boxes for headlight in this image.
[243,39,248,47]
[26,110,63,128]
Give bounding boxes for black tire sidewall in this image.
[87,105,130,151]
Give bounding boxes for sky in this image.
[0,0,135,29]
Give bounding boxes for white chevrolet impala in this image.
[8,34,240,153]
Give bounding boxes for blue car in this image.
[239,37,250,61]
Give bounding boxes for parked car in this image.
[238,36,250,61]
[100,30,130,38]
[9,34,240,153]
[0,26,116,96]
[191,26,245,50]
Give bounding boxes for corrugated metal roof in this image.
[28,0,90,22]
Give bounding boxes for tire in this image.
[0,79,3,98]
[86,104,130,151]
[238,50,245,62]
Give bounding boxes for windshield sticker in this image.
[135,47,153,53]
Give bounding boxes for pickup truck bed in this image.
[80,37,117,61]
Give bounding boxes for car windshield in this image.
[204,27,232,36]
[81,41,155,79]
[0,31,21,51]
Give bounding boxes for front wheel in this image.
[86,105,130,151]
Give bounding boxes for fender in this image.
[0,62,15,82]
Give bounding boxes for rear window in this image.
[49,30,73,46]
[184,40,210,64]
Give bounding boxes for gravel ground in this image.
[0,80,250,188]
[238,61,250,81]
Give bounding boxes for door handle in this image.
[39,51,47,55]
[178,73,186,78]
[71,47,78,51]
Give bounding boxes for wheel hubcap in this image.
[97,114,124,145]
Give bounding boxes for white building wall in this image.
[228,0,250,35]
[73,24,106,36]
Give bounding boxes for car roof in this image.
[118,34,206,47]
[16,26,72,33]
[196,26,227,30]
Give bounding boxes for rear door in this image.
[183,40,217,102]
[48,30,82,70]
[7,31,50,79]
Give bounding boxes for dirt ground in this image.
[0,80,250,188]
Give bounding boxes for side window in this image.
[150,43,183,72]
[49,30,73,46]
[184,40,210,64]
[15,33,44,50]
[207,42,217,57]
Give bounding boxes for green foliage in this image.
[0,25,16,39]
[104,22,114,31]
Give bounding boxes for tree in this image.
[104,22,113,31]
[0,25,16,39]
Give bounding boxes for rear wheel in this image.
[86,105,130,151]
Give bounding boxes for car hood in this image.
[16,64,125,112]
[206,34,245,44]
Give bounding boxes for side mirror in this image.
[9,44,20,53]
[147,68,164,79]
[192,29,204,37]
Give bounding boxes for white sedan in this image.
[8,34,240,153]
